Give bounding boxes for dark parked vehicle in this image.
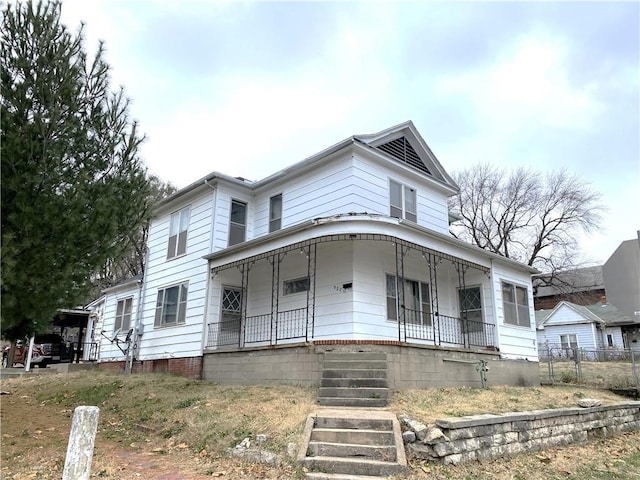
[2,334,70,368]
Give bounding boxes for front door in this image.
[219,287,242,347]
[458,286,484,347]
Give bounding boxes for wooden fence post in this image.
[62,406,100,480]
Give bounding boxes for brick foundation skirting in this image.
[99,356,203,379]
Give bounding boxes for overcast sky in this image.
[59,0,639,266]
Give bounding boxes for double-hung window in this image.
[167,207,190,259]
[389,180,417,222]
[560,334,578,350]
[269,194,282,232]
[386,274,431,325]
[154,282,188,327]
[501,281,531,327]
[229,200,247,246]
[114,297,133,333]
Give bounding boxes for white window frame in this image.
[389,179,417,222]
[283,276,310,296]
[114,297,133,333]
[229,199,247,246]
[269,194,282,233]
[154,282,189,327]
[386,274,431,325]
[501,281,531,327]
[560,334,578,350]
[167,206,190,259]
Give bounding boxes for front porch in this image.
[205,234,498,353]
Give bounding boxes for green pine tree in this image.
[1,0,152,339]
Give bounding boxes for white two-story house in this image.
[96,121,540,388]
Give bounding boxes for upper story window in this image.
[167,207,190,259]
[389,180,417,222]
[269,194,282,233]
[114,297,133,333]
[154,282,188,327]
[229,200,247,246]
[501,281,531,327]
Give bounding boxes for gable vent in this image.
[376,136,431,175]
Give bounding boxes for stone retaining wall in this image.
[402,401,640,465]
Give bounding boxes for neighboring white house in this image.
[94,121,541,387]
[536,300,640,356]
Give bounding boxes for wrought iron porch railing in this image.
[206,308,308,348]
[206,308,497,350]
[402,309,497,349]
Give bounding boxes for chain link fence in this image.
[539,347,640,391]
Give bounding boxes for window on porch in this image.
[386,274,431,325]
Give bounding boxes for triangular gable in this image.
[375,136,432,175]
[355,121,458,191]
[539,301,603,328]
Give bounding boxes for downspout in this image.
[489,258,502,355]
[127,251,148,374]
[200,179,217,368]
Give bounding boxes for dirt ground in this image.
[0,387,293,480]
[2,372,640,480]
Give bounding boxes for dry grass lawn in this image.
[1,370,639,480]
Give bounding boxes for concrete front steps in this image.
[318,352,388,407]
[299,409,406,479]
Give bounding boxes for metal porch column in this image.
[269,254,284,345]
[426,253,442,346]
[395,242,408,342]
[305,243,317,341]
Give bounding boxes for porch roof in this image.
[204,213,538,275]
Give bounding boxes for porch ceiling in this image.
[210,233,490,274]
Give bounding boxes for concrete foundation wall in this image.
[203,342,540,388]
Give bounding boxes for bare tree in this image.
[449,164,605,277]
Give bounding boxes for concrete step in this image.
[323,360,388,370]
[311,428,394,446]
[314,417,393,431]
[318,387,388,400]
[308,441,397,461]
[303,456,404,477]
[321,377,388,388]
[317,397,388,408]
[322,369,387,379]
[306,473,384,480]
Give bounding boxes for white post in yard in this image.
[24,335,35,372]
[62,406,100,480]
